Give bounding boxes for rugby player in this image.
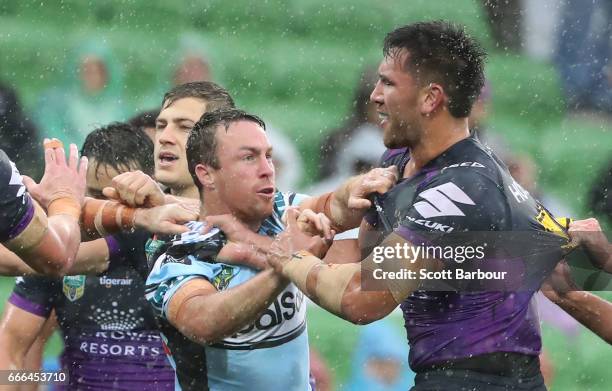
[0,142,87,276]
[145,108,394,390]
[261,21,573,390]
[0,124,176,389]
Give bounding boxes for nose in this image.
[259,155,274,179]
[157,126,177,146]
[370,80,383,105]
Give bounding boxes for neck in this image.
[404,116,470,176]
[171,185,200,200]
[200,193,262,232]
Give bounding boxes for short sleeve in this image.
[9,276,56,318]
[145,229,236,320]
[0,149,34,242]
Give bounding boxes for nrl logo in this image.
[62,275,86,302]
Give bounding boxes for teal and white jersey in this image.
[146,191,311,391]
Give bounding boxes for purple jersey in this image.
[366,137,566,369]
[10,230,175,390]
[0,148,34,242]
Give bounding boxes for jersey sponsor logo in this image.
[404,216,455,233]
[508,180,530,203]
[63,275,86,301]
[234,289,305,336]
[8,161,26,198]
[441,161,485,172]
[414,182,475,218]
[79,341,162,357]
[99,276,133,287]
[218,285,307,348]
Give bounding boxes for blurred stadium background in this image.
[0,0,610,389]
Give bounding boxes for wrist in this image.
[48,197,81,220]
[133,208,148,230]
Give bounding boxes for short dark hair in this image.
[162,81,235,111]
[383,21,486,118]
[128,109,159,130]
[81,122,154,176]
[186,109,266,192]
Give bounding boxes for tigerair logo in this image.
[99,276,133,288]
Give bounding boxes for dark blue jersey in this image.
[0,148,34,242]
[365,137,568,369]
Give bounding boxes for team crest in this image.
[212,266,237,290]
[62,275,86,301]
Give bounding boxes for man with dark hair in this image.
[0,122,175,389]
[128,109,160,142]
[146,108,320,390]
[144,106,393,390]
[153,81,235,200]
[262,21,570,390]
[82,122,154,198]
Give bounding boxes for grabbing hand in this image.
[283,207,335,241]
[345,166,398,209]
[103,170,166,207]
[267,208,332,273]
[23,139,88,209]
[134,203,199,235]
[541,260,578,303]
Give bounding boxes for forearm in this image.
[81,198,135,240]
[178,270,288,343]
[0,246,36,276]
[551,291,612,343]
[66,239,110,275]
[583,239,612,273]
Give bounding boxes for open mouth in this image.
[158,151,179,164]
[257,187,275,195]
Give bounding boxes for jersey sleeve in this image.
[8,276,56,318]
[0,149,35,242]
[395,169,509,245]
[145,229,237,320]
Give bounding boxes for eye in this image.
[243,154,255,161]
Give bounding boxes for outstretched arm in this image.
[299,166,398,232]
[542,261,612,344]
[568,218,611,272]
[167,270,287,344]
[4,143,87,276]
[266,210,426,324]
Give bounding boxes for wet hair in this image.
[161,81,235,111]
[383,20,487,118]
[81,122,154,176]
[128,109,159,130]
[186,108,266,192]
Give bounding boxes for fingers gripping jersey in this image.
[0,148,34,242]
[146,191,312,391]
[367,137,569,369]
